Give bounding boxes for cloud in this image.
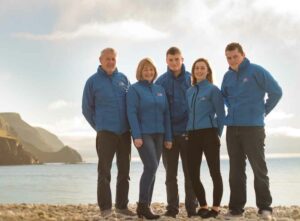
[51,0,183,29]
[13,20,169,41]
[33,116,94,137]
[0,72,12,82]
[267,126,300,137]
[48,100,76,110]
[266,110,294,121]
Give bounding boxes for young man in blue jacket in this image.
[82,48,135,218]
[221,43,282,220]
[156,47,198,218]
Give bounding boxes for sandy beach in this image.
[0,203,299,221]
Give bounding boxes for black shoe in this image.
[208,209,219,218]
[197,208,210,218]
[137,202,160,220]
[187,210,197,218]
[164,210,177,218]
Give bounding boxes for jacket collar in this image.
[167,64,186,80]
[195,79,209,88]
[228,58,250,72]
[97,65,118,77]
[139,80,153,86]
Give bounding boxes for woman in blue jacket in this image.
[127,58,172,219]
[186,58,225,218]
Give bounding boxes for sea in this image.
[0,156,300,206]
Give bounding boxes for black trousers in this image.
[96,131,131,211]
[162,134,198,214]
[187,128,223,207]
[227,126,272,212]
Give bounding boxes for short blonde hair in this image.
[136,58,158,82]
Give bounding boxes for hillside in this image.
[0,113,82,164]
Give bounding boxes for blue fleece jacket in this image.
[82,66,130,134]
[186,79,225,136]
[126,81,172,141]
[221,58,282,126]
[155,64,191,135]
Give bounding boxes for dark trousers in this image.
[227,126,272,212]
[137,134,163,204]
[96,131,131,211]
[163,134,198,214]
[187,128,223,207]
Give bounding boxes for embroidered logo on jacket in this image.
[199,96,207,101]
[243,77,249,83]
[156,93,163,96]
[119,81,126,86]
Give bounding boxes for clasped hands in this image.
[134,139,172,149]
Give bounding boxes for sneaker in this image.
[100,209,113,218]
[197,208,210,218]
[224,210,243,220]
[258,209,272,220]
[115,208,136,216]
[164,210,177,218]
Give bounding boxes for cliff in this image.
[0,113,82,165]
[0,137,39,165]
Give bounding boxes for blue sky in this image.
[1,0,300,161]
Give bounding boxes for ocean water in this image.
[0,157,299,206]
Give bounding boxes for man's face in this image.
[166,53,183,75]
[225,49,245,71]
[99,51,117,75]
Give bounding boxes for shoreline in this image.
[0,203,299,220]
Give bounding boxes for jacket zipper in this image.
[192,86,199,130]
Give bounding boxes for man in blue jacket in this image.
[156,47,198,218]
[221,43,282,220]
[82,48,135,218]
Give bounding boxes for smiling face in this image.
[166,53,183,76]
[225,48,245,71]
[193,61,209,83]
[99,50,117,75]
[141,64,156,83]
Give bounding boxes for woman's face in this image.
[141,64,155,82]
[194,61,208,82]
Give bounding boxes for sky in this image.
[0,0,300,162]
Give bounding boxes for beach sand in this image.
[0,203,299,221]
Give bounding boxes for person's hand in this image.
[164,141,172,149]
[134,139,143,148]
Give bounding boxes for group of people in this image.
[82,42,282,220]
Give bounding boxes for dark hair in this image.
[225,42,244,54]
[166,47,182,56]
[191,58,213,85]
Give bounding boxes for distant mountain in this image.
[0,113,55,152]
[0,112,82,164]
[35,127,64,151]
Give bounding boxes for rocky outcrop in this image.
[0,137,39,165]
[0,113,82,165]
[22,141,82,163]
